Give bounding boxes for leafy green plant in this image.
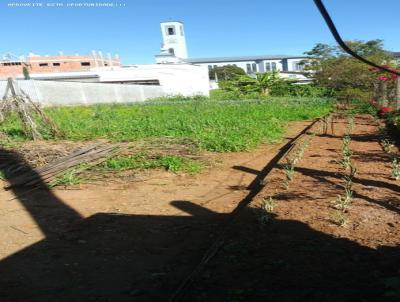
[332,209,347,226]
[283,163,295,189]
[337,135,353,169]
[52,170,81,186]
[333,194,350,212]
[262,196,275,212]
[391,158,400,180]
[257,197,276,225]
[0,98,332,152]
[382,138,395,154]
[347,115,355,134]
[103,153,202,174]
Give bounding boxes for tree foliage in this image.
[219,72,284,95]
[304,39,394,101]
[209,65,246,81]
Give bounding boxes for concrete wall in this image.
[0,80,165,106]
[15,64,210,98]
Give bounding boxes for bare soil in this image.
[183,114,400,302]
[0,116,399,302]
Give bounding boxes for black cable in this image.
[313,0,400,76]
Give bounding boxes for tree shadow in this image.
[0,148,399,302]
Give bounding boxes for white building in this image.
[155,21,310,82]
[186,55,308,80]
[18,64,210,97]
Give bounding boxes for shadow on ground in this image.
[0,149,399,302]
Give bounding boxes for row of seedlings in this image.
[378,126,400,181]
[257,127,318,225]
[332,115,357,226]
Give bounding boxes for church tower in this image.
[159,21,188,59]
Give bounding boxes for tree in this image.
[219,71,287,96]
[304,39,394,101]
[209,65,246,81]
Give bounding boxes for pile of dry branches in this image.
[1,78,60,140]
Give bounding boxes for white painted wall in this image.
[15,64,210,98]
[97,64,209,96]
[0,80,165,106]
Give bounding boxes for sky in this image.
[1,0,400,64]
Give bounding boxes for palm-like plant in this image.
[255,71,282,95]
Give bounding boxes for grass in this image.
[0,98,332,152]
[102,153,203,174]
[51,170,82,186]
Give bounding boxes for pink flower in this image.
[378,75,389,81]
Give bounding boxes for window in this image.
[293,62,304,71]
[271,62,277,71]
[252,63,257,72]
[39,63,48,67]
[265,62,271,72]
[81,62,91,66]
[180,25,184,36]
[168,48,175,55]
[246,63,251,73]
[53,63,60,66]
[208,65,213,70]
[213,65,217,69]
[167,26,176,35]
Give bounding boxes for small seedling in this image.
[342,175,353,193]
[347,115,355,134]
[391,158,400,180]
[337,135,353,170]
[262,196,275,212]
[283,163,295,189]
[257,196,276,225]
[332,210,347,226]
[382,139,395,154]
[332,194,350,212]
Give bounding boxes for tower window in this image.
[168,48,175,55]
[180,25,184,36]
[167,26,176,35]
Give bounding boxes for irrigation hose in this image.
[313,0,400,76]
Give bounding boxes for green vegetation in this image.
[51,169,82,186]
[304,39,392,102]
[103,153,202,174]
[216,71,332,99]
[0,98,332,152]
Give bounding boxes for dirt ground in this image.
[183,115,400,302]
[0,116,399,302]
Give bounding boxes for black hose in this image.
[313,0,400,76]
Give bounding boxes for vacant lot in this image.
[0,99,398,302]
